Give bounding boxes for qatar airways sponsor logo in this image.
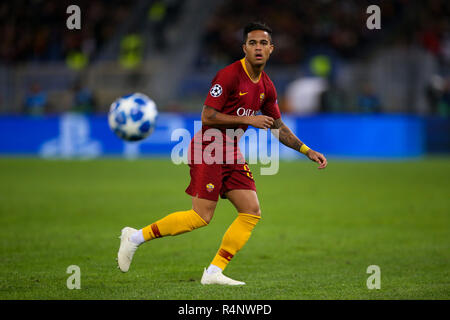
[236,107,256,117]
[170,121,279,175]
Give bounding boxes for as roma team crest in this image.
[206,183,215,192]
[260,93,265,103]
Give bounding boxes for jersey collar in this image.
[240,58,261,83]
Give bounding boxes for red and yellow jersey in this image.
[189,58,281,164]
[204,57,281,131]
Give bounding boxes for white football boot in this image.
[117,227,139,272]
[200,268,246,286]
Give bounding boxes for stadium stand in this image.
[0,0,449,116]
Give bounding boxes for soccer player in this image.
[117,22,327,285]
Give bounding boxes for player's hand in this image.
[248,115,274,129]
[306,149,327,169]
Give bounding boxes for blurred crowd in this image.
[0,0,183,115]
[0,0,136,65]
[195,0,450,116]
[198,0,450,67]
[1,0,449,116]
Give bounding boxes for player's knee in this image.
[202,214,213,224]
[195,209,214,224]
[192,198,217,224]
[245,205,261,217]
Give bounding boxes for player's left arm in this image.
[271,118,328,169]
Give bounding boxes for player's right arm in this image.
[202,105,274,129]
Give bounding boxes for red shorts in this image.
[185,162,257,201]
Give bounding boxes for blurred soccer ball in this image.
[108,93,158,141]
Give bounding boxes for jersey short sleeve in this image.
[261,79,281,120]
[204,69,235,112]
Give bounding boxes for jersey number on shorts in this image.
[243,164,254,180]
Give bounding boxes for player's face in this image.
[243,30,274,66]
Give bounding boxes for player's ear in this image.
[242,43,247,55]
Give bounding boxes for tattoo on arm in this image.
[271,118,302,151]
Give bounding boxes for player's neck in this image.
[244,58,264,83]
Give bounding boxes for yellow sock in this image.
[211,213,261,270]
[142,209,207,241]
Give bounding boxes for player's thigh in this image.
[225,189,261,217]
[191,196,217,224]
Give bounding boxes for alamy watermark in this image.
[66,5,81,30]
[366,5,381,30]
[170,121,280,175]
[366,265,381,289]
[66,265,81,289]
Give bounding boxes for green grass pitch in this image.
[0,157,449,300]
